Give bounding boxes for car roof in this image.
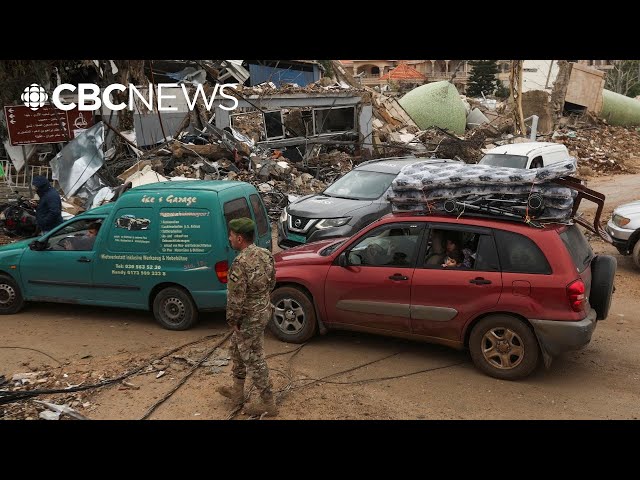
[485,142,567,156]
[130,180,247,192]
[356,157,459,174]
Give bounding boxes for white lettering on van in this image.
[141,195,155,203]
[166,195,197,206]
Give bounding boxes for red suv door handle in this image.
[470,277,491,285]
[388,274,408,281]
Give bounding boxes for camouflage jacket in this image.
[226,243,276,328]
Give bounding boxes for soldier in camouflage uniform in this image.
[216,217,278,417]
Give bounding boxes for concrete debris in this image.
[466,108,490,129]
[33,400,89,420]
[58,79,635,228]
[552,123,640,174]
[39,410,61,420]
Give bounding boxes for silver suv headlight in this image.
[315,217,351,230]
[612,213,630,227]
[280,208,288,223]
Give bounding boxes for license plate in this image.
[287,232,306,244]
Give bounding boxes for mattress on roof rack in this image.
[387,158,579,223]
[391,158,577,191]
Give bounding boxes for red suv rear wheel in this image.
[469,315,540,380]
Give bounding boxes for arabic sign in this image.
[3,104,95,146]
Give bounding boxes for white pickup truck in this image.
[606,201,640,269]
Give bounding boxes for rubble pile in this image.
[234,81,365,97]
[552,123,640,175]
[0,364,124,420]
[0,339,232,420]
[9,78,635,226]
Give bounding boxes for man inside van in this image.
[63,222,101,251]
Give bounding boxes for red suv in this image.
[270,213,616,380]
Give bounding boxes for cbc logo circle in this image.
[21,84,48,110]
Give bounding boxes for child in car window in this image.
[442,249,465,268]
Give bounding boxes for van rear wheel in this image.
[153,287,198,330]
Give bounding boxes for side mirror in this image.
[338,252,349,267]
[29,240,46,251]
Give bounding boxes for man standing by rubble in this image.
[31,176,63,235]
[217,217,278,417]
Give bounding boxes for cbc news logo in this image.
[21,83,48,110]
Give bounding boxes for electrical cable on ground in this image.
[0,346,61,364]
[140,331,232,420]
[0,332,225,406]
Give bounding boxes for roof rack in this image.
[552,176,612,243]
[390,175,613,244]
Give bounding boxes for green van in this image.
[0,181,272,330]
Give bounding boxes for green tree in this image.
[495,82,510,99]
[467,60,499,98]
[604,60,640,97]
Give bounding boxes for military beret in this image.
[229,217,255,233]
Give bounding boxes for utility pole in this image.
[510,60,527,135]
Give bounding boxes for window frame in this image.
[493,228,552,275]
[418,223,497,271]
[342,222,426,269]
[249,193,269,236]
[223,197,253,229]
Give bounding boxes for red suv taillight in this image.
[215,261,228,283]
[567,279,585,312]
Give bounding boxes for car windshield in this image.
[479,154,529,169]
[323,170,397,200]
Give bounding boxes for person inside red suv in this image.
[268,213,616,380]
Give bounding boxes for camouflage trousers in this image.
[230,307,273,398]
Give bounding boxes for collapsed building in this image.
[0,60,639,231]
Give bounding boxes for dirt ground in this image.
[1,173,640,420]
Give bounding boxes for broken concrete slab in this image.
[466,108,490,129]
[521,90,554,134]
[125,165,169,187]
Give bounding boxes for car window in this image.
[249,194,268,236]
[494,229,551,274]
[423,228,493,270]
[529,156,544,169]
[559,224,593,273]
[478,154,528,169]
[348,224,422,268]
[48,218,103,251]
[323,170,396,200]
[223,197,252,227]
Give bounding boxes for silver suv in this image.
[606,200,640,269]
[277,157,460,248]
